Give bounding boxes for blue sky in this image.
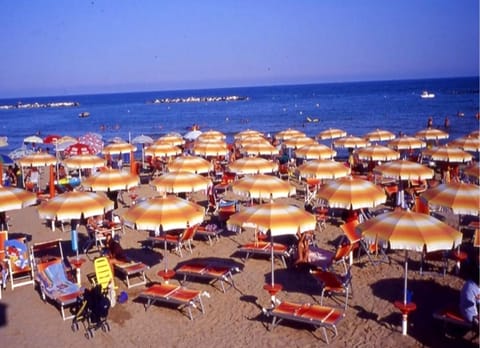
[0,0,478,98]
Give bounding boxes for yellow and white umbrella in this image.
[63,155,106,170]
[0,186,37,212]
[37,191,114,221]
[449,135,480,153]
[241,142,279,157]
[333,135,370,149]
[17,152,57,167]
[357,210,462,335]
[197,130,226,141]
[297,160,350,179]
[283,136,316,149]
[167,155,213,174]
[151,172,211,194]
[316,176,386,210]
[102,142,137,155]
[275,128,306,141]
[145,143,182,158]
[295,143,337,160]
[364,129,396,142]
[231,174,296,200]
[156,133,185,147]
[317,128,347,140]
[464,162,480,180]
[228,157,278,175]
[421,182,480,216]
[82,168,139,192]
[388,136,426,151]
[193,139,228,157]
[234,129,264,140]
[423,146,473,163]
[415,128,449,141]
[374,160,434,181]
[122,195,205,232]
[356,145,400,162]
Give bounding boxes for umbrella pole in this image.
[403,249,408,305]
[270,231,275,287]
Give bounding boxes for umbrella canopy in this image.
[364,129,396,142]
[449,135,480,152]
[283,136,316,149]
[151,171,212,194]
[184,130,202,141]
[23,135,43,144]
[132,134,154,145]
[388,136,426,151]
[357,209,463,334]
[167,155,213,174]
[156,134,185,146]
[197,130,226,141]
[228,157,277,175]
[234,129,264,140]
[37,191,114,221]
[231,174,296,200]
[275,128,306,141]
[423,146,473,163]
[122,195,205,232]
[64,143,95,157]
[333,135,370,149]
[240,142,279,157]
[145,143,182,157]
[0,187,38,211]
[56,137,78,151]
[193,139,228,157]
[43,134,62,145]
[374,160,434,181]
[82,169,139,192]
[316,176,386,210]
[415,128,449,141]
[17,152,57,167]
[295,143,337,160]
[78,133,103,154]
[317,128,347,140]
[0,154,14,165]
[63,155,106,170]
[8,147,34,160]
[0,136,8,147]
[420,182,480,216]
[297,160,350,179]
[463,162,480,180]
[356,145,400,162]
[102,143,137,155]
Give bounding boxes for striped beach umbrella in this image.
[415,128,449,141]
[151,171,212,194]
[275,128,306,141]
[283,136,316,149]
[145,143,182,157]
[0,187,37,212]
[317,128,347,140]
[156,134,185,147]
[420,182,480,216]
[193,139,228,157]
[37,191,114,221]
[234,129,264,140]
[228,157,278,175]
[364,129,396,142]
[231,174,296,200]
[424,146,473,163]
[297,160,350,179]
[356,145,400,162]
[316,176,386,210]
[63,155,106,170]
[333,135,370,149]
[241,142,279,157]
[197,130,226,141]
[449,135,480,152]
[81,168,139,192]
[167,155,213,174]
[373,160,434,181]
[388,136,426,151]
[357,210,462,335]
[295,143,337,160]
[102,142,137,155]
[17,152,57,167]
[464,162,480,180]
[122,195,205,232]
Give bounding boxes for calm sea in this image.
[0,77,478,158]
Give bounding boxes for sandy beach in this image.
[0,175,479,348]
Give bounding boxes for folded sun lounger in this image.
[175,262,240,293]
[238,241,291,268]
[265,300,345,344]
[137,283,206,320]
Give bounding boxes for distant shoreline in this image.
[148,95,248,104]
[0,101,79,110]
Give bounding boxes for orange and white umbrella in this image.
[421,182,480,216]
[423,146,473,163]
[449,135,480,152]
[193,139,228,157]
[374,160,434,181]
[356,145,400,162]
[316,176,386,210]
[167,155,213,174]
[234,129,264,140]
[102,142,137,155]
[17,152,57,167]
[197,130,226,141]
[469,130,479,138]
[283,136,316,149]
[235,135,269,147]
[333,135,370,149]
[275,128,306,141]
[82,168,139,191]
[228,157,278,175]
[241,142,279,157]
[357,210,462,334]
[0,186,37,212]
[156,133,185,147]
[145,143,182,157]
[297,160,350,179]
[295,143,337,160]
[464,162,480,180]
[415,128,449,141]
[388,136,426,151]
[122,195,205,232]
[151,171,211,194]
[37,191,114,221]
[231,174,296,200]
[63,155,106,170]
[317,128,347,140]
[364,129,396,142]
